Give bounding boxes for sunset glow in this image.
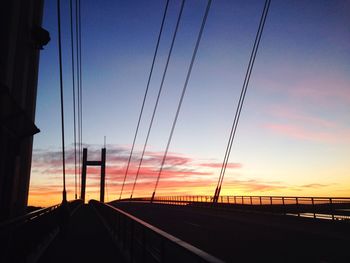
[29,0,350,207]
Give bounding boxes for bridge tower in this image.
[0,0,49,220]
[81,148,106,203]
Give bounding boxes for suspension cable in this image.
[218,0,271,191]
[69,0,78,199]
[75,0,83,198]
[130,0,186,199]
[151,0,212,202]
[75,0,81,197]
[57,0,67,203]
[78,0,83,174]
[118,0,170,200]
[213,0,271,203]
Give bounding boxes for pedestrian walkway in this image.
[39,204,124,263]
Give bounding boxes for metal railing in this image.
[90,200,224,263]
[121,195,350,221]
[0,199,83,263]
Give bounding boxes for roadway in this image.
[38,204,125,263]
[112,202,350,262]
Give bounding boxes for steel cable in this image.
[130,0,186,199]
[118,0,170,199]
[213,0,271,202]
[151,0,212,202]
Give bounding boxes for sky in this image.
[28,0,350,207]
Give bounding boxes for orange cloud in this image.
[299,183,333,189]
[29,144,342,206]
[29,145,244,205]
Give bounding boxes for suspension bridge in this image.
[1,0,350,262]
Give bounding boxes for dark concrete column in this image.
[81,148,87,203]
[100,148,106,203]
[0,0,45,220]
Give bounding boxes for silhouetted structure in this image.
[81,148,106,203]
[0,0,49,220]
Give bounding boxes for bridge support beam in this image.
[81,148,87,203]
[100,148,106,203]
[80,148,106,203]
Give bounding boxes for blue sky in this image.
[29,0,350,205]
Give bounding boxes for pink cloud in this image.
[30,144,339,205]
[263,104,350,143]
[199,162,242,169]
[265,123,350,143]
[267,106,337,128]
[29,144,341,206]
[32,146,243,183]
[146,151,192,165]
[290,78,350,105]
[265,123,333,142]
[263,73,350,106]
[30,145,229,200]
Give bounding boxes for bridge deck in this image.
[39,204,124,263]
[113,202,350,262]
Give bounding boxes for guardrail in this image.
[0,199,83,263]
[122,195,350,221]
[90,200,224,263]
